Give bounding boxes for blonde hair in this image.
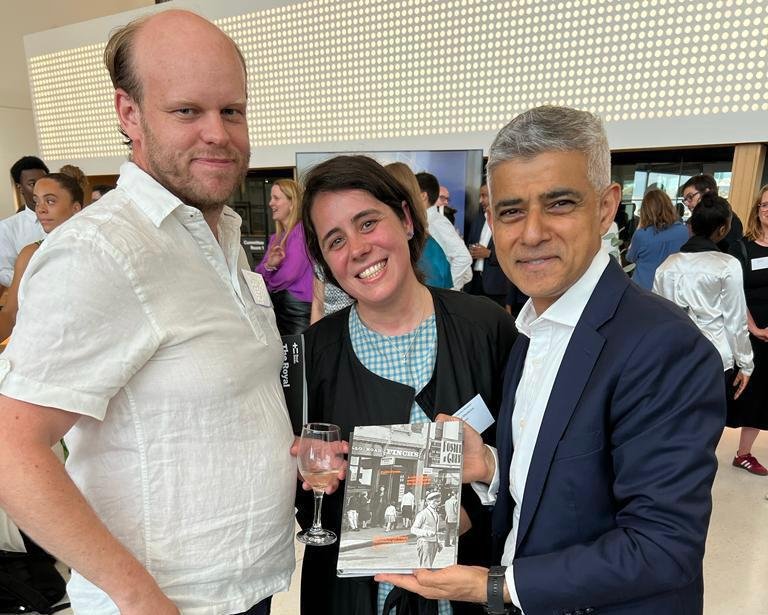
[59,165,90,206]
[273,179,303,246]
[744,185,768,242]
[384,162,428,233]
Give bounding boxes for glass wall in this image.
[612,146,734,222]
[609,147,734,264]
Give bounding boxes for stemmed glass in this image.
[296,422,344,546]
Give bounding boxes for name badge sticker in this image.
[453,394,495,434]
[751,256,768,271]
[241,270,272,307]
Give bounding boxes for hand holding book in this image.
[435,414,496,484]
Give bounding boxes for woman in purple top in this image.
[256,179,314,334]
[626,189,689,289]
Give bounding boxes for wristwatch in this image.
[485,565,509,615]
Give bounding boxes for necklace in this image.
[355,305,424,364]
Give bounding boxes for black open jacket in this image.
[296,287,517,615]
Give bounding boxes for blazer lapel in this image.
[492,335,529,538]
[514,326,604,550]
[514,259,628,551]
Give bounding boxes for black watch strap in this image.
[485,565,508,615]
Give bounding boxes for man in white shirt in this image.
[379,106,725,615]
[0,156,49,289]
[416,172,472,290]
[0,11,301,615]
[411,492,442,568]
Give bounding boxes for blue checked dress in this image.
[349,306,452,615]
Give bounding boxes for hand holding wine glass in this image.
[296,423,345,546]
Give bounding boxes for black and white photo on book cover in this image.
[336,421,463,577]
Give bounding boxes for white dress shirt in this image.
[473,250,610,612]
[653,250,754,375]
[473,220,493,272]
[0,162,296,614]
[0,206,45,286]
[426,206,472,290]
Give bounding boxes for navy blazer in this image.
[467,211,509,296]
[492,259,725,615]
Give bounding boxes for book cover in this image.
[337,421,463,577]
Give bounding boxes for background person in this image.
[681,174,745,263]
[386,161,452,289]
[436,185,457,225]
[256,179,313,334]
[416,171,472,291]
[465,181,509,306]
[654,194,754,469]
[727,186,768,475]
[0,156,48,290]
[297,155,516,615]
[0,174,83,341]
[626,189,688,289]
[59,164,91,206]
[90,184,115,202]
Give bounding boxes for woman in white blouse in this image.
[654,194,755,468]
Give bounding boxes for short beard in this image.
[141,118,249,212]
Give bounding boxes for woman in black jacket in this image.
[296,155,517,615]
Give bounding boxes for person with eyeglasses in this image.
[680,174,745,264]
[727,186,768,475]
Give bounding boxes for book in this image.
[336,421,463,577]
[279,334,307,435]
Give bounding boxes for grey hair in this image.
[487,106,611,193]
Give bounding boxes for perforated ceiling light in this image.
[28,0,768,160]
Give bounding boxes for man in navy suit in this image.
[377,106,725,615]
[464,182,510,306]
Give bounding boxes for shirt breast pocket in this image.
[553,430,603,461]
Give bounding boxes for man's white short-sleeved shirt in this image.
[0,206,45,287]
[0,162,296,614]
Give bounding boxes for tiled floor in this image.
[8,427,768,614]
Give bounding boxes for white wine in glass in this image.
[296,422,343,546]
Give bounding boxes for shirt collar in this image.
[515,249,610,335]
[116,161,185,228]
[20,206,38,221]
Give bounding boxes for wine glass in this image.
[296,422,344,546]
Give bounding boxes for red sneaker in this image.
[732,454,768,476]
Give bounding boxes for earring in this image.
[406,230,414,239]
